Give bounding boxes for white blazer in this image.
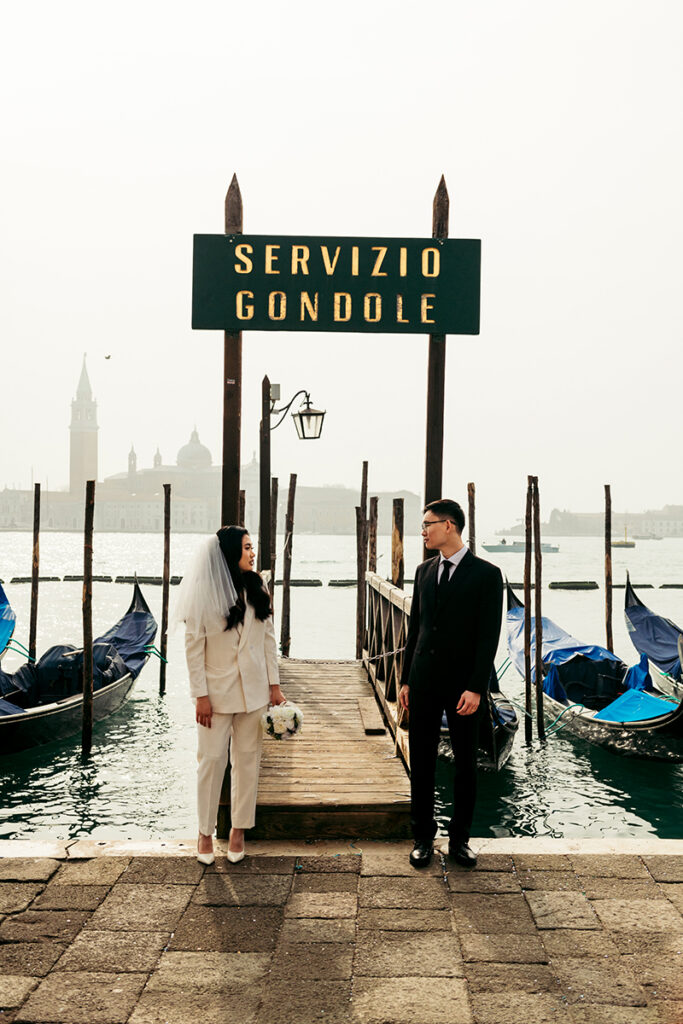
[185,598,280,714]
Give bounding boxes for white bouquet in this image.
[261,701,304,740]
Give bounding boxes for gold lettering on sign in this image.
[321,246,341,275]
[371,246,388,277]
[236,291,254,320]
[234,244,253,274]
[396,295,409,323]
[265,245,280,274]
[399,247,407,277]
[291,246,310,275]
[364,293,381,323]
[421,247,440,278]
[421,294,436,324]
[300,292,319,321]
[351,246,359,276]
[268,291,287,320]
[334,292,351,321]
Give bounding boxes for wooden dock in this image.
[218,660,411,840]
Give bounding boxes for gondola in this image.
[625,574,683,700]
[0,583,16,660]
[0,583,157,755]
[506,583,683,762]
[440,666,519,771]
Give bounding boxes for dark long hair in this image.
[216,526,272,630]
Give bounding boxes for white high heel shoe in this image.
[227,848,245,864]
[197,851,215,866]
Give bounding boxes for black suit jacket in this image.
[400,549,503,697]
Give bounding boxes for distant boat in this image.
[612,528,635,549]
[625,574,682,701]
[483,539,560,554]
[0,583,157,755]
[506,583,683,762]
[0,583,16,660]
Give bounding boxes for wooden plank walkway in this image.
[218,660,411,840]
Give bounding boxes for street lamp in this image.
[259,377,325,578]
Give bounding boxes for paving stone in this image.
[293,872,358,893]
[119,857,204,885]
[620,953,683,1001]
[541,930,621,958]
[525,891,600,929]
[570,855,650,879]
[553,956,647,1006]
[354,930,463,977]
[0,911,90,945]
[0,861,60,883]
[466,854,514,873]
[52,860,129,886]
[0,944,67,978]
[359,876,448,909]
[86,883,191,931]
[284,892,357,918]
[660,882,683,912]
[257,980,351,1024]
[654,1003,683,1024]
[297,854,361,873]
[278,917,356,944]
[451,894,537,935]
[360,848,442,876]
[609,929,683,956]
[272,942,354,980]
[208,854,296,874]
[0,884,43,915]
[14,971,146,1024]
[193,873,291,906]
[129,989,262,1024]
[579,876,660,900]
[353,976,472,1024]
[0,978,38,1010]
[512,855,573,872]
[170,905,283,951]
[591,898,683,932]
[469,992,572,1023]
[55,930,168,973]
[568,1007,662,1024]
[145,951,270,990]
[517,871,582,892]
[642,855,683,883]
[465,962,559,994]
[32,885,110,911]
[460,932,548,963]
[357,908,452,930]
[447,871,521,894]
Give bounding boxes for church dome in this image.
[177,429,212,470]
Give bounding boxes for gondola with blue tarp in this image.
[506,583,683,762]
[0,583,157,755]
[625,573,683,700]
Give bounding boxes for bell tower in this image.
[69,355,98,494]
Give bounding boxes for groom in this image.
[399,499,503,869]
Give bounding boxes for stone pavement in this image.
[0,840,682,1024]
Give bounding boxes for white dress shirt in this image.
[437,545,469,582]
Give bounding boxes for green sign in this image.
[192,234,480,335]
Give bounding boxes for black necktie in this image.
[437,562,452,602]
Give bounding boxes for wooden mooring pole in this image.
[28,483,40,663]
[221,174,243,526]
[259,375,271,574]
[280,473,297,657]
[605,484,613,652]
[368,497,378,573]
[82,480,95,758]
[270,476,278,599]
[159,483,171,696]
[355,506,368,659]
[523,476,533,745]
[238,489,246,528]
[532,476,545,741]
[392,498,404,589]
[467,482,476,555]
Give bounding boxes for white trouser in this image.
[196,705,267,836]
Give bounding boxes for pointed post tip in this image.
[225,173,243,234]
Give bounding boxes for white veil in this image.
[173,534,239,636]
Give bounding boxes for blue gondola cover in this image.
[0,583,16,659]
[625,580,682,679]
[594,688,676,723]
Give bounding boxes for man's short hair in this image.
[423,498,465,533]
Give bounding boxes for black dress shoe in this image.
[409,841,433,868]
[448,841,477,867]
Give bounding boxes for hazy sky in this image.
[2,0,681,537]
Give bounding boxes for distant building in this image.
[0,360,421,535]
[502,506,683,539]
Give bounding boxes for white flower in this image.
[273,720,288,735]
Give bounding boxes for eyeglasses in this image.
[421,518,454,530]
